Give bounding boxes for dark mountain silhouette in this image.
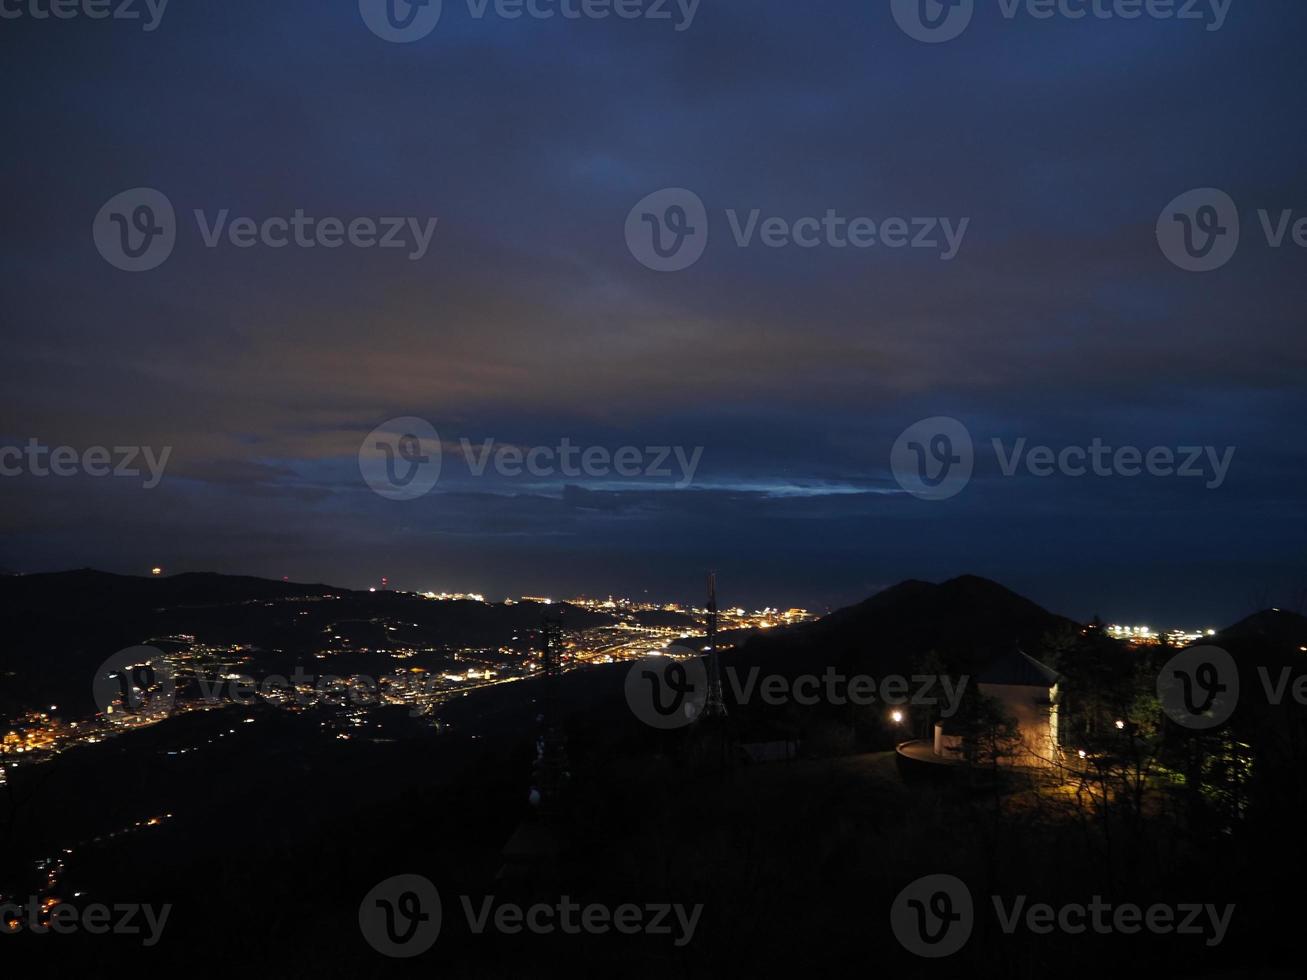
[729,574,1079,679]
[0,568,347,611]
[1215,608,1307,652]
[435,574,1084,758]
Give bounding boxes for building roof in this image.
[977,646,1060,687]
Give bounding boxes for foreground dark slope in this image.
[6,572,1306,977]
[6,575,1301,978]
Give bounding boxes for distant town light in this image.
[151,567,163,576]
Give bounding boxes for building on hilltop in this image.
[934,645,1061,767]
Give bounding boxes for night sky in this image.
[2,0,1304,625]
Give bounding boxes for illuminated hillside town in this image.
[1,588,1234,786]
[1105,624,1219,646]
[0,590,815,778]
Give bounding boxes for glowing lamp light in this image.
[890,710,904,724]
[1115,720,1125,730]
[1078,749,1088,759]
[151,567,163,576]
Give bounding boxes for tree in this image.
[953,692,1021,773]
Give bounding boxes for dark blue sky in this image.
[2,0,1304,625]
